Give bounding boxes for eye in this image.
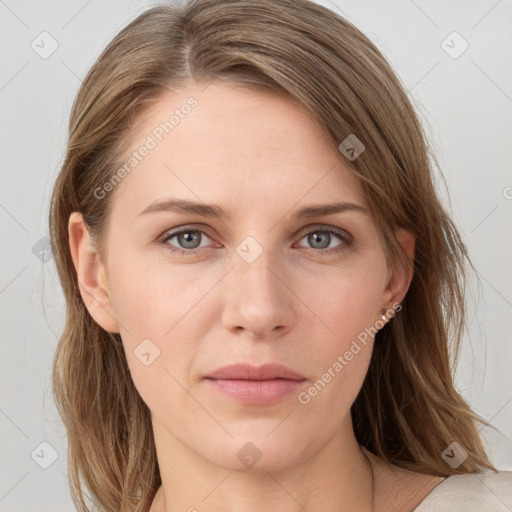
[159,225,353,256]
[296,227,353,256]
[160,228,213,255]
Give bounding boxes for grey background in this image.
[1,0,511,510]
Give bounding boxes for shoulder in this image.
[413,470,512,512]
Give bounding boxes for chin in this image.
[201,430,313,474]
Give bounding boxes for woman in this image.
[49,0,512,511]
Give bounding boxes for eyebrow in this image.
[138,197,368,220]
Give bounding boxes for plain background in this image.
[1,0,511,510]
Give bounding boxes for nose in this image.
[221,244,296,340]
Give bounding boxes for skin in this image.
[68,82,445,511]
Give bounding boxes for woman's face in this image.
[71,81,414,472]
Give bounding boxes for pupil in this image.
[181,231,199,248]
[311,232,329,249]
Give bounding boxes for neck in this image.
[150,414,375,512]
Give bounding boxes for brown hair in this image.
[49,0,499,510]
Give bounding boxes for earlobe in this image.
[68,212,120,333]
[381,227,416,309]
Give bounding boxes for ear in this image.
[68,212,120,333]
[380,227,416,310]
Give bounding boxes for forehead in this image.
[128,81,334,162]
[110,81,368,218]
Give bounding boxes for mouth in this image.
[203,363,306,405]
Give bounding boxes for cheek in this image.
[107,251,215,339]
[292,264,384,409]
[302,263,385,344]
[106,257,220,404]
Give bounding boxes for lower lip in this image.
[205,378,306,405]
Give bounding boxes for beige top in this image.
[413,470,512,511]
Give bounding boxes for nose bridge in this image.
[221,234,295,337]
[235,242,279,295]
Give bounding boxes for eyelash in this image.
[158,226,353,257]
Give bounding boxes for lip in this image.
[204,363,306,405]
[205,363,305,381]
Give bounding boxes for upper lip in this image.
[205,363,306,381]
